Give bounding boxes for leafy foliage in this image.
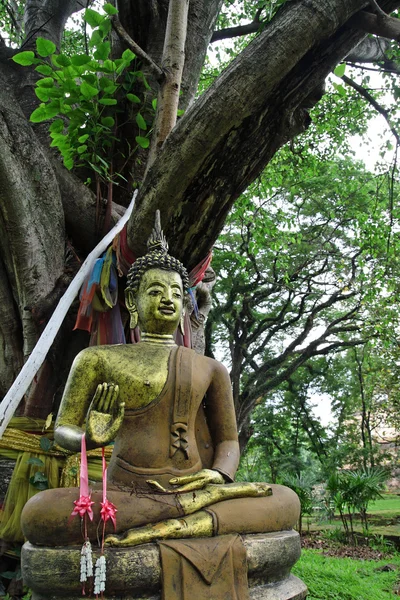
[12,7,153,180]
[209,148,400,451]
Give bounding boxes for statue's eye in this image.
[149,290,161,296]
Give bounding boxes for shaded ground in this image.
[302,531,397,561]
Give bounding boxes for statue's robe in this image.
[108,345,238,491]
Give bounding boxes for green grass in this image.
[370,495,400,516]
[293,549,400,599]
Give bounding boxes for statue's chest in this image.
[108,349,171,409]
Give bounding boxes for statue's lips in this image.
[158,307,175,315]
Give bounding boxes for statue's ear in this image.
[125,289,135,312]
[125,290,138,329]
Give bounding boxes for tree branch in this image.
[147,0,189,168]
[342,74,400,146]
[369,0,389,18]
[351,9,400,41]
[211,21,263,43]
[211,4,266,43]
[111,15,164,82]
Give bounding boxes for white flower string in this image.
[94,555,106,597]
[80,540,94,593]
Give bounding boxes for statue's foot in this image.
[105,518,188,547]
[205,481,272,500]
[105,511,214,547]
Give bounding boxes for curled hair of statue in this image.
[126,210,190,294]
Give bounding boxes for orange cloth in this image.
[158,534,249,600]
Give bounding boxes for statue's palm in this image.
[86,382,125,446]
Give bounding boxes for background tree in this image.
[207,149,400,450]
[1,0,400,422]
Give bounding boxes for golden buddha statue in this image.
[21,213,299,549]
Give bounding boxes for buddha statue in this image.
[20,213,302,598]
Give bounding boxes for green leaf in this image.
[37,77,54,88]
[49,119,64,133]
[100,83,117,94]
[50,133,68,148]
[177,109,185,116]
[127,93,140,104]
[89,30,103,49]
[29,472,48,490]
[101,116,115,128]
[103,59,116,73]
[30,105,50,122]
[26,457,44,466]
[71,54,91,67]
[136,135,149,148]
[152,98,157,110]
[104,3,118,15]
[135,113,147,130]
[12,51,36,66]
[334,63,346,78]
[55,54,71,67]
[122,48,135,63]
[63,153,74,170]
[80,81,99,98]
[332,82,346,96]
[99,76,113,89]
[99,19,112,36]
[77,144,88,154]
[35,87,49,102]
[94,42,111,61]
[36,37,56,58]
[45,87,62,98]
[78,134,89,143]
[35,64,53,76]
[99,97,117,105]
[84,8,104,28]
[82,73,97,85]
[40,437,52,451]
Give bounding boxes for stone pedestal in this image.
[22,530,307,599]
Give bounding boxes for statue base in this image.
[22,530,307,600]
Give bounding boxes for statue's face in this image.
[134,268,183,334]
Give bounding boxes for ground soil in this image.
[301,531,398,561]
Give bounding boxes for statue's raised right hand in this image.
[86,382,125,446]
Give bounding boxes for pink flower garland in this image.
[71,434,117,597]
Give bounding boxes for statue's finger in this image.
[103,383,115,412]
[169,473,199,485]
[90,384,103,409]
[146,480,174,494]
[104,535,120,546]
[96,382,108,411]
[109,385,120,415]
[116,398,125,420]
[173,479,206,493]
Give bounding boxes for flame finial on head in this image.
[126,211,189,295]
[147,210,169,254]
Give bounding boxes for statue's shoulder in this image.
[73,344,124,366]
[187,348,228,377]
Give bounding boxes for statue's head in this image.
[125,211,189,334]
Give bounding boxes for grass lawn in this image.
[370,495,400,516]
[293,549,400,599]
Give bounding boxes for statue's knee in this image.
[269,484,301,523]
[21,490,51,539]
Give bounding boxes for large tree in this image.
[1,0,400,420]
